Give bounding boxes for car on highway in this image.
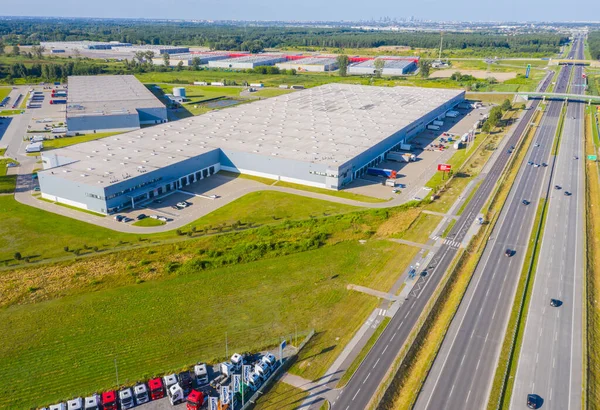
[541,162,547,167]
[574,156,578,160]
[527,394,539,409]
[564,191,572,196]
[534,143,540,147]
[533,163,540,168]
[550,299,561,307]
[522,199,530,205]
[528,161,534,165]
[554,185,561,190]
[505,249,514,257]
[421,270,428,277]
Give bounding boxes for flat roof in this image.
[66,75,165,117]
[279,57,338,66]
[351,59,415,69]
[43,83,463,187]
[212,55,285,64]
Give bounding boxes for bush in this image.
[14,252,22,260]
[64,246,69,252]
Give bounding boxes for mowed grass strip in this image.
[42,132,124,150]
[0,240,402,409]
[395,213,442,244]
[0,158,17,193]
[273,180,390,203]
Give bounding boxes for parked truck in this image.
[30,135,45,142]
[433,120,444,126]
[400,143,412,151]
[186,390,206,410]
[148,377,165,400]
[167,384,185,405]
[367,168,397,178]
[427,124,440,131]
[50,99,67,104]
[402,153,416,162]
[446,110,459,118]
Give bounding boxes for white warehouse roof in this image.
[43,83,463,187]
[66,75,165,117]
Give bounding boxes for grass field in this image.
[0,158,18,193]
[42,132,124,150]
[0,190,359,264]
[132,218,166,227]
[0,109,23,116]
[0,87,10,101]
[0,240,406,409]
[253,380,309,410]
[396,213,443,243]
[251,88,294,98]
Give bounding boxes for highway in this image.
[510,36,585,410]
[331,70,554,410]
[413,40,578,410]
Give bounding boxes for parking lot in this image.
[343,104,491,201]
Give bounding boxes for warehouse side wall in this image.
[137,107,168,125]
[67,113,141,133]
[39,173,107,213]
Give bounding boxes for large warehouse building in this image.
[208,55,286,69]
[40,84,464,214]
[348,58,417,76]
[66,75,168,133]
[277,57,339,72]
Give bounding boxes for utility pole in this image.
[114,357,119,386]
[439,32,444,62]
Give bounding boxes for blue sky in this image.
[3,0,596,22]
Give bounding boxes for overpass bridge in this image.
[517,91,600,103]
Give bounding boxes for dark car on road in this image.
[505,249,514,257]
[550,299,561,307]
[564,191,571,196]
[136,214,147,220]
[527,394,539,409]
[554,185,561,190]
[522,199,530,205]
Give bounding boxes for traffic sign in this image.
[438,164,452,171]
[588,155,598,161]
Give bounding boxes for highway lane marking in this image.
[536,353,539,363]
[352,389,360,401]
[363,372,371,384]
[553,357,556,368]
[382,344,389,354]
[373,358,380,369]
[466,389,471,404]
[390,333,396,341]
[398,321,403,329]
[476,358,481,370]
[449,384,455,398]
[460,354,466,366]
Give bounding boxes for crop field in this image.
[0,240,414,409]
[0,190,359,264]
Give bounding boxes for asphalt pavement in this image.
[414,45,578,410]
[510,36,585,410]
[331,70,555,410]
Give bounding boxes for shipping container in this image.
[427,125,440,131]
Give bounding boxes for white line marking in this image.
[352,389,361,401]
[373,358,380,369]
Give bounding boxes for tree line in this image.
[0,18,568,56]
[588,31,600,60]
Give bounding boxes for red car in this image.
[148,377,165,400]
[101,391,117,410]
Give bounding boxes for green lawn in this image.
[0,109,23,116]
[42,132,125,150]
[0,158,18,193]
[252,88,294,98]
[0,87,10,101]
[0,240,405,409]
[132,218,166,227]
[0,190,359,263]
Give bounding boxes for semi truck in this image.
[186,390,206,410]
[427,124,440,131]
[446,110,459,118]
[367,168,397,178]
[400,143,412,151]
[433,120,444,126]
[50,99,67,104]
[148,377,165,400]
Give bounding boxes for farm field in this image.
[0,240,414,409]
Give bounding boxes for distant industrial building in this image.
[112,45,190,55]
[39,83,463,214]
[277,57,339,72]
[152,52,230,66]
[348,59,417,76]
[208,55,286,69]
[65,75,167,134]
[40,41,132,51]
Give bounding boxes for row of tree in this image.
[3,61,105,81]
[0,19,568,56]
[588,31,600,60]
[481,99,512,132]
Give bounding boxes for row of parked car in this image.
[40,352,281,410]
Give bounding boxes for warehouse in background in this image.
[208,55,287,69]
[65,75,168,134]
[152,52,230,67]
[39,84,463,214]
[276,57,339,72]
[348,58,417,76]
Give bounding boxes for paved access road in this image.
[414,43,578,410]
[510,35,585,410]
[331,71,554,410]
